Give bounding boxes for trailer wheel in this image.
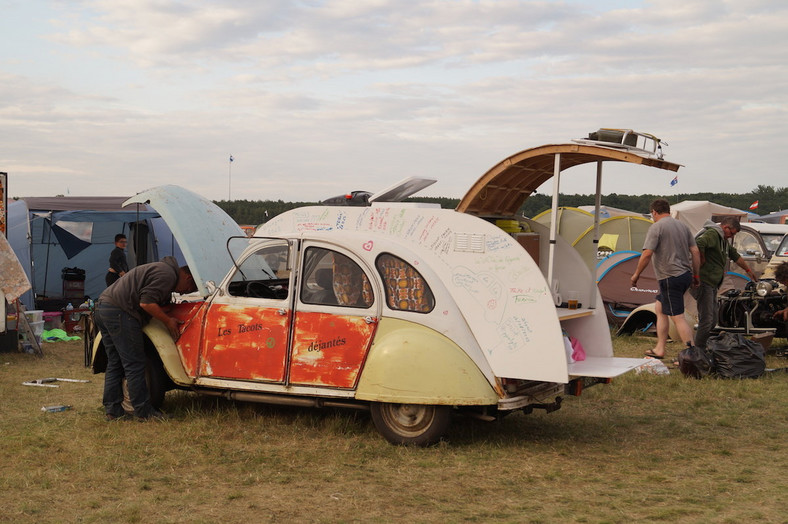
[370,403,451,446]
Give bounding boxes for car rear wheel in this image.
[370,402,452,446]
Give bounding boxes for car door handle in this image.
[278,308,287,316]
[364,316,378,324]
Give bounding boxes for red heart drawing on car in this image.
[363,241,374,251]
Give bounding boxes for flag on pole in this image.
[670,176,678,186]
[749,200,759,210]
[229,155,234,162]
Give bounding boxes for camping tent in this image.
[596,250,750,329]
[9,196,184,310]
[596,251,659,325]
[758,209,788,224]
[533,207,653,270]
[670,201,748,233]
[577,205,646,219]
[573,216,653,270]
[532,207,593,248]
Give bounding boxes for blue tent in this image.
[9,196,184,310]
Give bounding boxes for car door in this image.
[199,239,295,382]
[288,244,380,388]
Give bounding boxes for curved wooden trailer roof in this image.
[457,143,681,217]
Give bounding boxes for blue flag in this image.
[229,155,234,162]
[670,176,678,186]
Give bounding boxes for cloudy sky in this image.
[1,0,786,203]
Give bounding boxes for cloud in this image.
[1,0,786,202]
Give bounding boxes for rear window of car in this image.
[375,253,435,313]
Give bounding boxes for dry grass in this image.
[1,336,787,523]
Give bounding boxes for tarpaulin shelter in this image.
[670,201,748,234]
[9,196,184,310]
[0,232,31,306]
[6,200,33,308]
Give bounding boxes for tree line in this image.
[214,185,788,226]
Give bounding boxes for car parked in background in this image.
[760,232,788,280]
[733,222,788,278]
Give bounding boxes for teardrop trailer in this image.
[89,133,682,445]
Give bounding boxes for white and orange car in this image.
[90,136,681,444]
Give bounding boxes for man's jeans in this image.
[94,302,152,418]
[693,282,718,348]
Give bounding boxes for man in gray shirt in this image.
[95,256,196,420]
[631,199,700,359]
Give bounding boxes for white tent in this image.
[670,200,748,234]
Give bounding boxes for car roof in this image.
[742,222,788,234]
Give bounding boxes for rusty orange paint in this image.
[168,301,208,377]
[200,304,290,382]
[289,310,377,388]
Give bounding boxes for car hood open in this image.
[124,185,245,297]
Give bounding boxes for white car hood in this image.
[124,185,245,297]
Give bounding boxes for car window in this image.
[733,231,762,257]
[300,247,373,308]
[228,242,290,299]
[375,253,435,313]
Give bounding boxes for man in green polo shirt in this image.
[694,217,756,348]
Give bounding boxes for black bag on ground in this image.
[706,332,766,379]
[677,345,714,379]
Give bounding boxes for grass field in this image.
[1,335,787,523]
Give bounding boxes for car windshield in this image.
[733,230,763,257]
[762,233,787,255]
[776,235,788,257]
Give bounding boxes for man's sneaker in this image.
[136,409,172,422]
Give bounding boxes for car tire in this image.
[370,402,452,446]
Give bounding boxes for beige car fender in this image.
[355,318,498,405]
[141,319,194,386]
[90,318,194,387]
